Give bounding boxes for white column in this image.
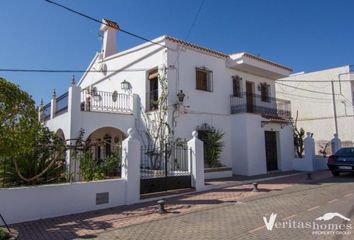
[132,94,140,117]
[304,132,315,172]
[331,133,342,154]
[121,128,140,204]
[68,85,82,182]
[188,131,205,191]
[50,89,56,119]
[38,99,43,122]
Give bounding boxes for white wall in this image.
[0,179,126,225]
[231,114,293,176]
[277,65,354,153]
[79,39,167,112]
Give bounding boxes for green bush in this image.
[199,127,224,168]
[0,228,10,240]
[79,147,121,181]
[79,152,105,181]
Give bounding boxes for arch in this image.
[56,128,65,141]
[86,127,126,161]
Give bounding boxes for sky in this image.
[1,0,354,104]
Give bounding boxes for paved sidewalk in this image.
[12,170,331,240]
[98,173,354,240]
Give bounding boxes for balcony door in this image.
[246,82,254,113]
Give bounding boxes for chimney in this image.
[100,19,119,58]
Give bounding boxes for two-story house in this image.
[41,19,294,177]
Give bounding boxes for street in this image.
[97,174,354,240]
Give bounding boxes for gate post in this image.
[121,128,140,204]
[188,131,205,191]
[304,132,315,172]
[331,133,341,154]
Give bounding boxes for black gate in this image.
[140,144,192,194]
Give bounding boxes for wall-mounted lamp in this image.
[176,90,185,104]
[121,80,131,92]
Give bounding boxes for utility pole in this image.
[331,81,339,136]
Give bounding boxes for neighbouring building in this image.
[277,65,354,154]
[40,19,294,177]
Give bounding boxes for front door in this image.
[264,131,278,171]
[246,82,254,113]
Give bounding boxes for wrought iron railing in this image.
[140,145,190,179]
[55,92,68,115]
[230,92,291,119]
[81,90,133,113]
[42,103,51,121]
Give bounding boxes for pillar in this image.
[121,128,141,204]
[187,131,205,191]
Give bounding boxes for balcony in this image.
[40,87,133,123]
[81,90,133,114]
[230,92,291,119]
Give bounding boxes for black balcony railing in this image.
[230,92,291,119]
[55,92,68,115]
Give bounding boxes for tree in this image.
[0,78,65,186]
[0,77,37,157]
[292,111,305,158]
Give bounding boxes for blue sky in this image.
[1,0,354,104]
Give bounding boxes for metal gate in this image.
[140,144,192,194]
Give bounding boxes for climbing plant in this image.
[137,66,174,169]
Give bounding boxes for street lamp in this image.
[176,90,185,104]
[121,80,130,91]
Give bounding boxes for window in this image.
[232,75,242,97]
[196,67,213,92]
[260,83,270,102]
[148,69,159,110]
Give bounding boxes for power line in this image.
[185,0,206,40]
[276,82,340,95]
[276,79,353,83]
[277,91,334,102]
[0,68,152,73]
[44,0,168,50]
[297,114,354,121]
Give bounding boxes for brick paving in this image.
[98,173,354,240]
[12,171,332,239]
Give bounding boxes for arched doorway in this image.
[86,127,126,161]
[82,127,126,179]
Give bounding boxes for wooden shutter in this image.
[196,69,207,91]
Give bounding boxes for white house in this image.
[40,19,294,177]
[277,65,354,154]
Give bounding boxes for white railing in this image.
[81,90,133,114]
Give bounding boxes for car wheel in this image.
[331,171,340,177]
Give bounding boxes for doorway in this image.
[264,131,278,171]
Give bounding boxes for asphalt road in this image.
[97,174,354,240]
